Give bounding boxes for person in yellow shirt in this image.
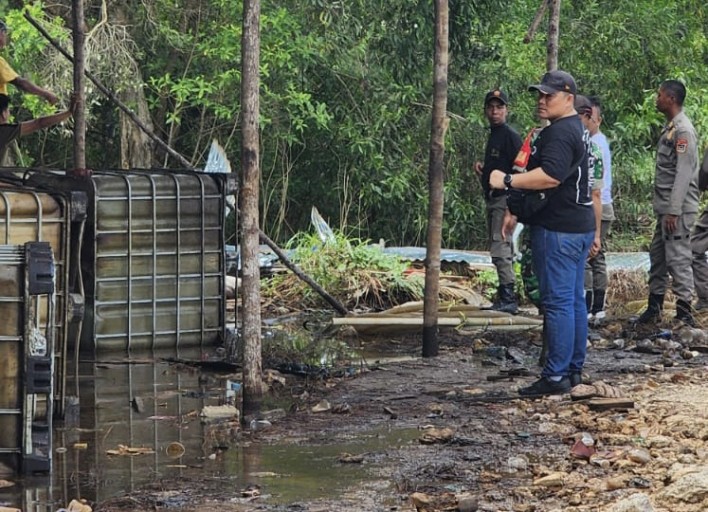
[0,19,58,104]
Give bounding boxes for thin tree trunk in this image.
[546,0,561,71]
[71,0,87,175]
[241,0,264,418]
[422,0,449,358]
[119,85,155,169]
[524,0,548,44]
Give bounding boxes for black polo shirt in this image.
[481,123,522,198]
[525,115,595,233]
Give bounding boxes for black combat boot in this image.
[636,293,664,324]
[675,299,696,327]
[592,289,607,320]
[490,283,518,315]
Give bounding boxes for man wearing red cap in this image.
[474,89,522,314]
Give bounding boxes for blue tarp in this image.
[382,247,650,272]
[230,243,650,273]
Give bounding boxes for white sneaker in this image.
[587,312,594,321]
[594,311,606,320]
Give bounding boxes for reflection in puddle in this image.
[3,345,418,510]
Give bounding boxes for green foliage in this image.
[265,231,424,309]
[5,1,708,252]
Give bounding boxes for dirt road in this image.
[96,324,708,512]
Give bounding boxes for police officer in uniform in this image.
[474,89,522,314]
[638,80,699,326]
[690,149,708,310]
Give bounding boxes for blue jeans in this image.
[530,226,595,377]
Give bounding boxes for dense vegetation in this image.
[4,0,708,250]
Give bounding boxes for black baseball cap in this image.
[528,70,577,95]
[574,95,593,115]
[484,89,508,106]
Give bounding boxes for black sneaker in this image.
[518,376,571,397]
[570,372,582,387]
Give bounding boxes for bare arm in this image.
[10,76,58,105]
[489,167,561,191]
[19,94,76,136]
[589,188,602,258]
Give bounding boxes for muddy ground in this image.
[94,314,708,512]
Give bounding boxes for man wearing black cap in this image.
[0,20,58,105]
[474,89,522,314]
[489,70,595,396]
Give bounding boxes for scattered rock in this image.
[605,477,626,490]
[311,399,331,413]
[456,494,478,512]
[337,452,364,463]
[627,448,651,465]
[605,493,655,512]
[419,427,455,444]
[331,402,352,414]
[507,455,529,472]
[646,435,672,448]
[411,492,431,511]
[658,465,708,504]
[533,472,566,487]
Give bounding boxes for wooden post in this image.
[71,0,87,176]
[240,0,265,418]
[422,0,449,358]
[546,0,561,71]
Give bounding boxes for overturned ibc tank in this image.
[0,174,73,473]
[0,168,232,474]
[29,169,234,355]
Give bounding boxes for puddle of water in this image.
[217,426,419,504]
[1,346,419,510]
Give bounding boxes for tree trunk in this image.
[422,0,449,358]
[240,0,264,418]
[546,0,561,71]
[71,0,87,175]
[119,86,155,169]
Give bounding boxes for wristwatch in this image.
[503,173,514,189]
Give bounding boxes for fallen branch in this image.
[259,231,348,316]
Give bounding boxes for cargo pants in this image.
[486,194,515,286]
[648,213,696,302]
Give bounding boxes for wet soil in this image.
[90,317,708,512]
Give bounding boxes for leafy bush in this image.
[263,231,424,310]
